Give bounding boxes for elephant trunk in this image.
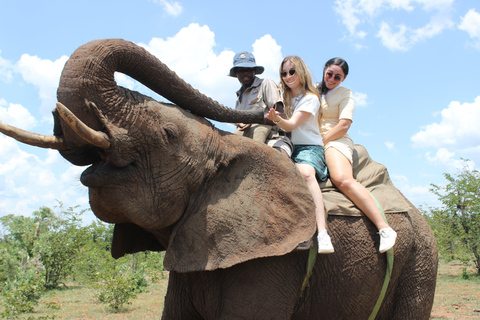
[54,39,264,165]
[113,40,265,123]
[57,38,264,126]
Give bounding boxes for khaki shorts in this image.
[325,136,354,164]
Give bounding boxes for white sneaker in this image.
[317,229,334,254]
[378,227,397,253]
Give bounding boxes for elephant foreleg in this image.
[162,272,204,320]
[162,252,309,320]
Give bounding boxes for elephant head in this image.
[0,39,316,272]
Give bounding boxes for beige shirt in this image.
[319,86,354,138]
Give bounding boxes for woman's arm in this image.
[322,118,352,145]
[267,108,311,132]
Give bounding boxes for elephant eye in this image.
[161,124,177,140]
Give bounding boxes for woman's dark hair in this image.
[318,57,349,95]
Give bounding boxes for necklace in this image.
[293,94,303,109]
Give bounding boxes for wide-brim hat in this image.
[228,51,265,77]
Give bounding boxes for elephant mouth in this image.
[80,151,136,188]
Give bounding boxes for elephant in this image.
[0,39,438,319]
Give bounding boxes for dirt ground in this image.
[430,261,480,319]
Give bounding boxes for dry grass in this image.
[430,261,480,320]
[7,276,170,319]
[3,261,480,319]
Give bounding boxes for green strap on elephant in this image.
[368,194,394,320]
[301,236,318,294]
[300,194,394,320]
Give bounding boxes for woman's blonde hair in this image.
[278,56,321,120]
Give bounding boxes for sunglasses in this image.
[326,71,342,82]
[281,69,296,77]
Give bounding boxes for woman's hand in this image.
[268,108,311,132]
[267,108,282,123]
[322,119,352,145]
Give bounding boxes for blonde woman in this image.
[267,56,333,253]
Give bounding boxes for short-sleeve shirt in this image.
[319,86,354,138]
[235,77,279,112]
[235,76,288,143]
[291,94,323,146]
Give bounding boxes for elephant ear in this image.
[111,223,165,259]
[163,138,317,273]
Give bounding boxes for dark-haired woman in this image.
[318,57,396,253]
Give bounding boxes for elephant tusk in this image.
[56,102,111,149]
[0,120,68,150]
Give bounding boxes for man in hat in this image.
[229,51,292,157]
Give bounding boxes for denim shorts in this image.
[291,145,328,182]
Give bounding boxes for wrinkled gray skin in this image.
[6,39,437,319]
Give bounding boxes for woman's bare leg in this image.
[295,163,326,231]
[325,148,389,230]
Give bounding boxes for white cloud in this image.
[385,141,396,151]
[334,0,366,40]
[425,147,454,165]
[251,35,283,84]
[411,96,480,150]
[137,24,282,109]
[0,134,88,219]
[417,0,454,12]
[138,23,233,104]
[425,148,476,172]
[335,0,454,50]
[15,54,68,120]
[412,96,480,172]
[458,9,480,49]
[411,12,454,41]
[377,22,409,51]
[0,102,37,130]
[390,173,439,208]
[353,91,368,107]
[377,13,454,51]
[152,0,183,17]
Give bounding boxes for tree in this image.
[0,214,39,258]
[33,204,88,289]
[1,265,45,318]
[94,270,139,311]
[427,161,480,273]
[73,221,115,283]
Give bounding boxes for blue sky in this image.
[0,0,479,224]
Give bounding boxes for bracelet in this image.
[273,118,282,125]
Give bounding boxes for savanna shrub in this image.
[94,272,142,311]
[1,268,45,318]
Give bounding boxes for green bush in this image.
[426,161,480,274]
[71,222,115,284]
[142,251,166,281]
[94,272,140,311]
[1,268,45,318]
[0,204,169,317]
